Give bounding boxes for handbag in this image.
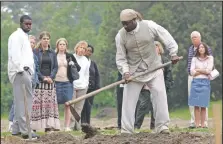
[68,57,79,81]
[209,66,219,80]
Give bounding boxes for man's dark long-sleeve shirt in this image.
[88,60,100,90]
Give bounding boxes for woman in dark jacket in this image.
[31,31,60,133]
[81,44,100,124]
[54,38,80,131]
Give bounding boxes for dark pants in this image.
[116,85,124,129]
[9,102,14,122]
[81,89,95,124]
[134,89,155,130]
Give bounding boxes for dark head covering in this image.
[88,44,94,53]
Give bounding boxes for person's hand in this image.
[171,55,180,64]
[69,61,74,66]
[123,72,131,83]
[194,72,201,77]
[43,77,48,82]
[47,77,53,84]
[194,68,201,72]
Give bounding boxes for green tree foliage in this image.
[1,2,222,114]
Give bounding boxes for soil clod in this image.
[81,123,99,139]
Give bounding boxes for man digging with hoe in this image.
[66,9,181,138]
[115,9,180,134]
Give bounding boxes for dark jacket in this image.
[65,52,81,83]
[88,60,100,90]
[32,53,40,87]
[161,56,174,90]
[33,48,58,81]
[117,71,122,81]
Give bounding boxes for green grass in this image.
[169,100,222,120]
[2,101,220,138]
[1,113,9,120]
[1,100,222,121]
[1,131,83,138]
[1,127,213,138]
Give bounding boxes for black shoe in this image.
[150,124,155,130]
[22,133,39,140]
[188,125,196,129]
[45,128,51,132]
[12,132,21,136]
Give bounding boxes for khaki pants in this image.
[12,71,33,135]
[70,88,88,130]
[121,71,169,134]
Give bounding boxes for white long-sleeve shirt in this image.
[73,53,90,89]
[8,28,34,83]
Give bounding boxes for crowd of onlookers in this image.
[8,15,100,139]
[7,14,218,139]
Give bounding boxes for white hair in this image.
[190,31,201,38]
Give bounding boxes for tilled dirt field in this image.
[1,117,218,144]
[1,131,215,144]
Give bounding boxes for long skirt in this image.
[188,78,211,108]
[55,81,73,104]
[31,82,60,130]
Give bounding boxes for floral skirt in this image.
[31,82,60,130]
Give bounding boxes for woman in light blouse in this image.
[54,38,80,131]
[189,42,213,128]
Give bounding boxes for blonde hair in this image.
[29,35,36,40]
[154,41,164,54]
[55,38,68,54]
[74,40,88,53]
[35,31,51,49]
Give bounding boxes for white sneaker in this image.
[8,121,13,132]
[64,127,72,132]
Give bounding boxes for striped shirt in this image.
[187,45,213,75]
